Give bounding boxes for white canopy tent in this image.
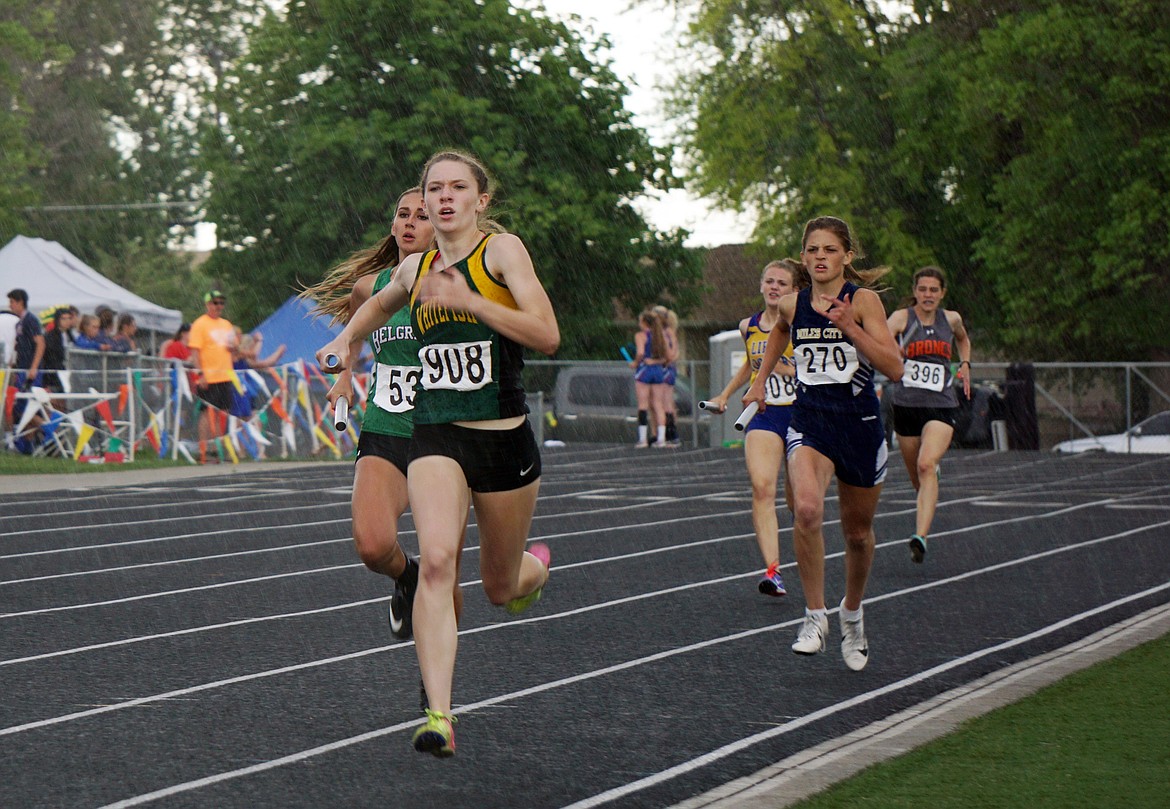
[0,235,183,336]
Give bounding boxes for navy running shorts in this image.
[786,404,888,488]
[746,404,793,445]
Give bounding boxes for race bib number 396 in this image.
[902,358,946,392]
[796,342,859,385]
[419,341,493,391]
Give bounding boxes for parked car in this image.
[1052,410,1170,454]
[542,364,708,445]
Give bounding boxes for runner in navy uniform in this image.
[744,216,904,671]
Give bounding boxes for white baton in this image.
[733,402,759,432]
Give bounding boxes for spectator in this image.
[42,306,76,393]
[108,313,138,353]
[236,330,286,369]
[228,328,285,422]
[160,323,191,361]
[95,305,116,345]
[7,289,45,390]
[188,289,238,463]
[74,315,112,351]
[161,322,198,392]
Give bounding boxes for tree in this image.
[670,0,1170,360]
[902,1,1170,360]
[199,0,703,355]
[670,0,937,293]
[0,0,59,235]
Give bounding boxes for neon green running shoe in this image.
[505,542,551,615]
[909,534,927,564]
[412,708,457,758]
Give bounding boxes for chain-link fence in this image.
[4,353,1167,462]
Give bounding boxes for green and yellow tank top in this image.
[409,234,527,423]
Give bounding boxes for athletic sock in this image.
[656,425,666,444]
[840,603,862,622]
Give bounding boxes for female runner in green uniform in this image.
[317,151,559,758]
[303,188,464,650]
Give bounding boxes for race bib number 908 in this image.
[419,341,493,391]
[902,358,946,392]
[796,342,859,385]
[372,363,420,413]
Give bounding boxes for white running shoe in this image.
[792,609,829,655]
[839,599,869,671]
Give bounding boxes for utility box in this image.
[707,329,745,448]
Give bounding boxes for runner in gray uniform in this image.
[887,266,972,564]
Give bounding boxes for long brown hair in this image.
[300,187,425,324]
[801,216,891,288]
[640,309,667,361]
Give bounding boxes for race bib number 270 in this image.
[419,341,493,391]
[796,341,859,385]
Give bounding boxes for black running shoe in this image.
[389,557,419,639]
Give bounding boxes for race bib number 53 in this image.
[419,341,493,391]
[372,363,421,413]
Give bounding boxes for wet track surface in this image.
[2,447,1169,808]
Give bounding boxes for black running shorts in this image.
[409,421,541,493]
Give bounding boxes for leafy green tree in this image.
[671,0,937,295]
[671,0,1170,360]
[0,1,59,235]
[900,1,1170,360]
[200,0,702,355]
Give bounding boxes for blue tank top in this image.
[790,283,879,414]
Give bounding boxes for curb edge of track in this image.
[672,602,1170,809]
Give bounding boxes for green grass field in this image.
[0,452,190,475]
[793,633,1170,808]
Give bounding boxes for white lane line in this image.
[560,581,1170,809]
[8,515,1168,738]
[0,485,743,562]
[0,512,349,560]
[0,564,357,619]
[93,578,1170,809]
[0,492,339,533]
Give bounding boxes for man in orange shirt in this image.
[188,290,238,462]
